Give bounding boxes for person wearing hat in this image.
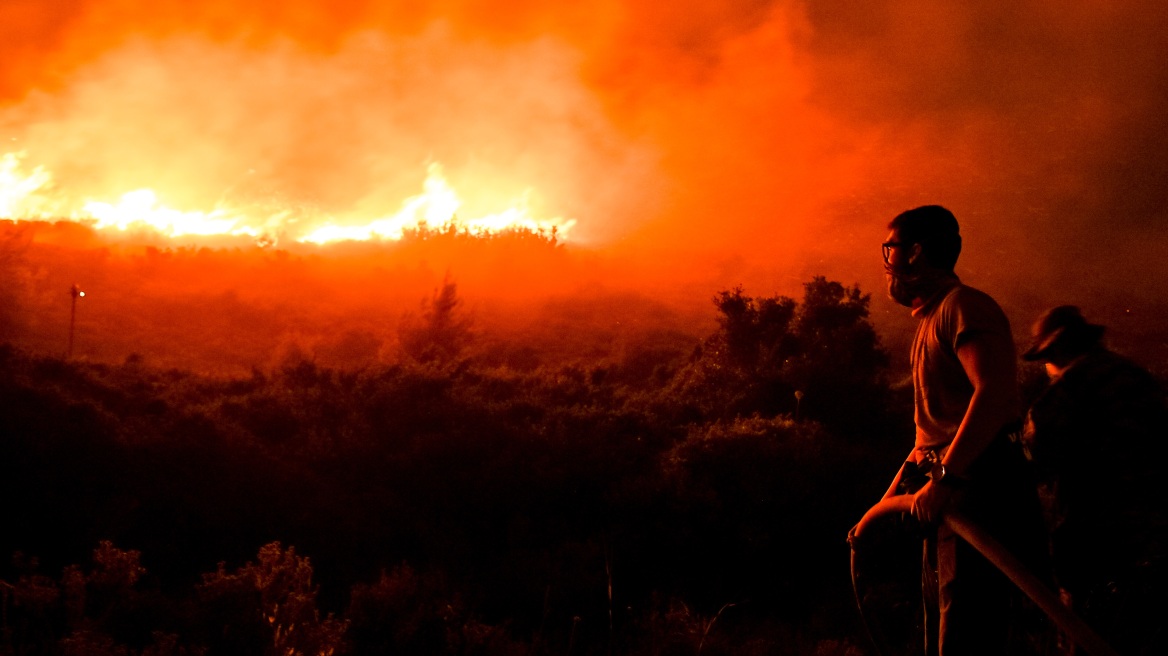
[1022,305,1108,377]
[1022,306,1167,654]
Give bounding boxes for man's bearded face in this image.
[886,267,918,307]
[883,230,918,307]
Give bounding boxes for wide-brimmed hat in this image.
[1022,305,1105,361]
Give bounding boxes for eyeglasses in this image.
[882,241,909,264]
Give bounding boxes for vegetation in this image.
[0,277,908,655]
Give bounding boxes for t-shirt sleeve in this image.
[945,288,1011,352]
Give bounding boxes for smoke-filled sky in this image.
[3,0,1168,360]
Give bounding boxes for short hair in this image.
[888,205,962,271]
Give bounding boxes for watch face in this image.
[930,463,946,483]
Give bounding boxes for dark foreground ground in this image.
[2,277,1050,655]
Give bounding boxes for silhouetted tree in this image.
[785,277,890,431]
[398,275,474,364]
[713,286,798,374]
[668,277,890,431]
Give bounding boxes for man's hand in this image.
[910,479,954,525]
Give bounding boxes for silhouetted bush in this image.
[667,277,893,436]
[196,543,347,656]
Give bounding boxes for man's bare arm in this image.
[942,331,1019,476]
[911,331,1017,523]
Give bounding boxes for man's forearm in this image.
[942,388,1013,476]
[944,335,1019,477]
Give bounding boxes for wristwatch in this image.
[931,463,966,487]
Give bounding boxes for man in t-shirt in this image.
[878,205,1046,655]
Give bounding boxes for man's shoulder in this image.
[1069,349,1161,393]
[942,283,1002,308]
[924,283,1012,351]
[933,283,1008,321]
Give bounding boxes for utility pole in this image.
[68,283,85,358]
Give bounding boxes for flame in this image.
[0,152,56,219]
[83,190,260,238]
[299,162,575,244]
[1,153,575,244]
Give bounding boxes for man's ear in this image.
[908,243,923,264]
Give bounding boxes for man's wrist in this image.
[930,463,968,488]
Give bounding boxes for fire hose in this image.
[849,495,1119,656]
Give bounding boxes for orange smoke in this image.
[0,1,840,262]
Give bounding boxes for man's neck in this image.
[910,272,959,311]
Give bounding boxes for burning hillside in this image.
[0,217,711,374]
[2,151,574,245]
